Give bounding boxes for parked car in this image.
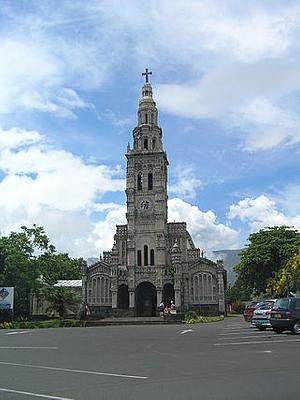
[270,297,300,334]
[243,301,264,322]
[251,300,276,330]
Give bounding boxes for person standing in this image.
[79,302,90,327]
[159,301,164,317]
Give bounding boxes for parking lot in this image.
[0,316,299,400]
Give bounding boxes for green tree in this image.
[235,226,300,296]
[267,250,300,296]
[0,225,52,316]
[0,225,82,317]
[37,253,81,285]
[44,287,79,319]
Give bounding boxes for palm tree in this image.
[45,287,79,319]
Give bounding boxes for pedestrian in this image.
[79,302,90,327]
[159,301,164,317]
[170,300,176,314]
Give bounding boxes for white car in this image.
[251,300,277,330]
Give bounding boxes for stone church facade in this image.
[82,71,225,317]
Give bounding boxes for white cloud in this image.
[0,128,124,212]
[169,165,202,199]
[0,127,42,151]
[156,60,300,151]
[228,194,300,232]
[168,197,239,250]
[93,206,127,253]
[1,1,300,149]
[22,88,91,118]
[274,184,300,216]
[0,127,125,256]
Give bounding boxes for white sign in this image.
[0,287,14,310]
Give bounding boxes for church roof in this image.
[54,280,82,288]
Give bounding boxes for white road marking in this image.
[5,331,31,335]
[214,338,300,346]
[220,331,262,336]
[0,387,74,399]
[0,361,148,380]
[180,329,193,334]
[222,327,250,330]
[0,347,57,350]
[218,335,274,340]
[262,350,272,353]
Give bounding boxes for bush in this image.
[231,301,245,314]
[0,321,13,329]
[183,311,224,324]
[59,319,80,327]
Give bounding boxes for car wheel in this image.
[258,327,266,331]
[292,321,300,335]
[273,328,283,334]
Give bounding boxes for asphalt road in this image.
[0,316,299,400]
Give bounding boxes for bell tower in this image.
[126,69,169,273]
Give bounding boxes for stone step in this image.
[87,316,182,326]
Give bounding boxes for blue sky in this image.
[0,0,300,258]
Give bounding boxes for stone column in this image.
[217,260,225,314]
[80,259,88,303]
[129,290,135,308]
[175,289,181,307]
[111,290,117,309]
[156,289,162,306]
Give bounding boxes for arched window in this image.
[97,277,100,303]
[151,113,154,123]
[148,172,153,190]
[199,274,203,300]
[152,138,156,149]
[137,173,142,190]
[101,277,105,304]
[144,245,148,266]
[92,278,96,304]
[144,138,148,149]
[150,249,154,265]
[137,250,142,266]
[145,113,148,123]
[195,276,199,301]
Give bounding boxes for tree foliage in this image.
[0,225,81,317]
[266,250,300,297]
[44,287,80,319]
[234,226,300,296]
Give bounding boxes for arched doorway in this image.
[162,283,175,307]
[135,282,157,317]
[117,284,129,309]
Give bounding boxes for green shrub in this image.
[183,311,224,324]
[0,321,13,329]
[59,319,80,327]
[231,301,244,314]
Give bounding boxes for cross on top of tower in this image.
[142,68,152,83]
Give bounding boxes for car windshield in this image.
[273,298,289,310]
[257,301,275,310]
[254,301,265,309]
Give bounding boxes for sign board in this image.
[0,287,14,310]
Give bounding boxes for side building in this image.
[82,72,225,317]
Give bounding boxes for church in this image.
[82,70,225,317]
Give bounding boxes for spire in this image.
[130,69,163,153]
[137,68,158,128]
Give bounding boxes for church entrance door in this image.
[163,283,175,307]
[117,284,129,309]
[135,282,157,317]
